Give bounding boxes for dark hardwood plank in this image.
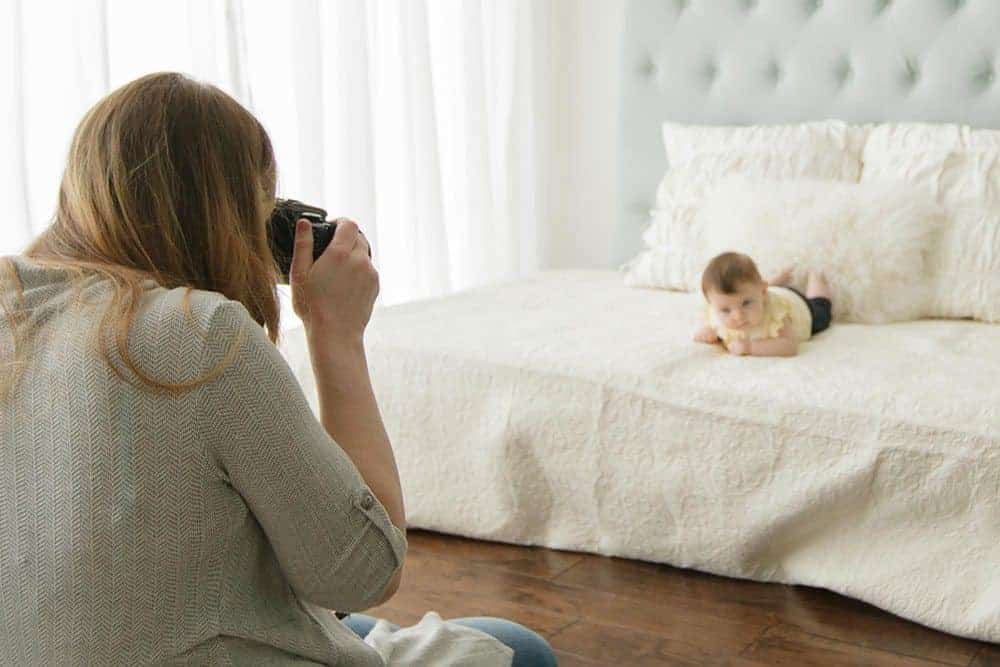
[362,530,996,666]
[970,645,1000,667]
[740,624,952,666]
[551,621,955,667]
[553,554,984,665]
[371,544,769,654]
[405,529,583,581]
[369,585,575,640]
[368,550,577,638]
[409,547,767,642]
[550,617,760,666]
[550,648,602,666]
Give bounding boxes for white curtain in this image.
[0,0,549,310]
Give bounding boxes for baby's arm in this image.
[746,322,798,357]
[693,325,720,344]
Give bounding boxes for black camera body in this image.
[267,198,337,284]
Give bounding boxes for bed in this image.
[280,0,1000,643]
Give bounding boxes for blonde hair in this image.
[701,251,763,297]
[0,72,283,399]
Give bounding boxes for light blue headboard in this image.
[617,0,1000,264]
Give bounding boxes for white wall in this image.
[543,1,625,270]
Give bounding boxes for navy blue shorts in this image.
[785,286,832,336]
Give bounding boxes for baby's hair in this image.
[701,252,762,296]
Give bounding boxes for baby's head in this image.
[701,252,768,331]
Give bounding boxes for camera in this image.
[267,198,371,284]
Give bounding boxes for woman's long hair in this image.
[0,72,283,398]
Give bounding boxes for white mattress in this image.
[279,270,1000,642]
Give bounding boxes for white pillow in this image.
[627,121,868,284]
[630,176,944,324]
[861,123,1000,322]
[655,119,866,207]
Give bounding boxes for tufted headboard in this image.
[617,0,1000,264]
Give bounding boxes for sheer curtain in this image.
[0,0,549,311]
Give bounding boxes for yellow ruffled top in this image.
[704,286,812,345]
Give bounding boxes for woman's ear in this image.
[760,280,769,292]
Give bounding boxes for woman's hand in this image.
[287,218,407,596]
[289,217,378,341]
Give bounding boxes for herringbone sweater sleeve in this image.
[197,299,407,612]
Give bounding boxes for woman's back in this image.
[0,255,403,666]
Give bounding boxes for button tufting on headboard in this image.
[767,61,782,84]
[703,60,719,84]
[617,0,1000,265]
[836,59,852,85]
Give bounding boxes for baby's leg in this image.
[767,266,795,287]
[806,271,832,300]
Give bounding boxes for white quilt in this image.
[278,270,1000,643]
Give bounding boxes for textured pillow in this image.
[630,176,944,324]
[861,123,1000,322]
[626,120,868,287]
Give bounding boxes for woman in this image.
[0,72,555,666]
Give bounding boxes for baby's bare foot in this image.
[806,270,832,299]
[769,266,795,287]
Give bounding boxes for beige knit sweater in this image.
[0,255,407,666]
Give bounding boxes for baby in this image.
[693,252,832,357]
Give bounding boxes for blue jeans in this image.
[342,613,558,667]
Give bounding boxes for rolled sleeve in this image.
[197,299,406,611]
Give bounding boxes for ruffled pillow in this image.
[861,122,1000,322]
[625,120,868,290]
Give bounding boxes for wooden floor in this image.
[369,530,999,666]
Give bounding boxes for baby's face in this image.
[707,281,767,331]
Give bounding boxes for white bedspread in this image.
[279,270,1000,642]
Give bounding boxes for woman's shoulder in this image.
[153,285,268,353]
[129,285,262,379]
[137,283,242,336]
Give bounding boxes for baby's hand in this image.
[727,339,751,356]
[694,326,719,344]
